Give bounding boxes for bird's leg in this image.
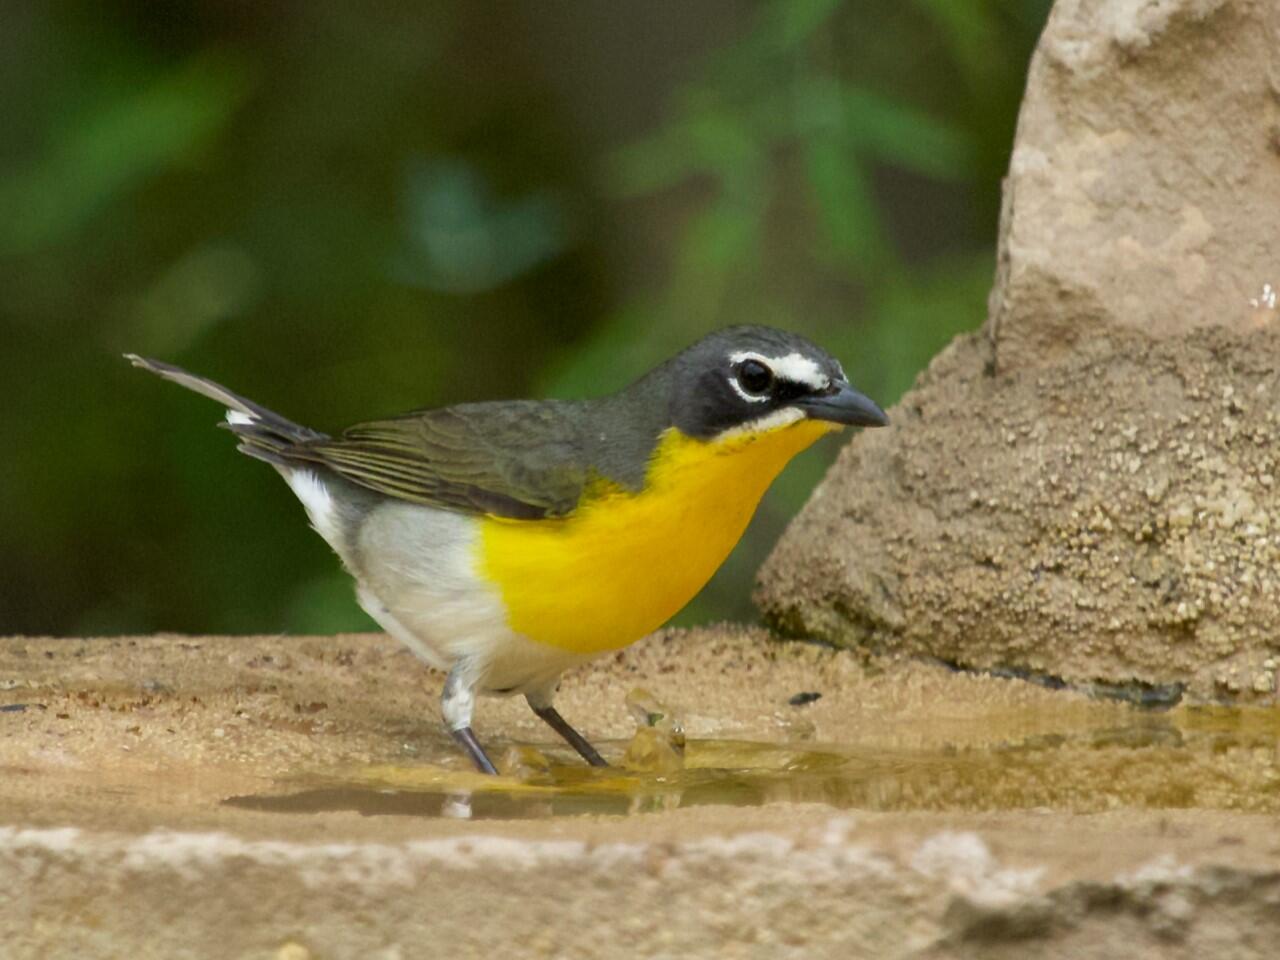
[442,667,497,775]
[526,691,608,767]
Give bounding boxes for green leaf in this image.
[0,53,252,256]
[537,302,677,400]
[611,122,703,197]
[688,110,761,183]
[683,200,760,272]
[837,254,993,403]
[769,0,846,49]
[843,87,973,180]
[611,106,765,200]
[805,137,888,271]
[909,0,1001,90]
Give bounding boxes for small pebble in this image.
[788,691,822,707]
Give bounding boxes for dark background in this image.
[1,0,1051,637]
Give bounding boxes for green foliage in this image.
[0,53,252,256]
[0,0,1050,636]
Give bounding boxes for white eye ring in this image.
[732,371,768,407]
[729,378,768,403]
[728,356,773,403]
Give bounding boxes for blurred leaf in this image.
[768,0,846,50]
[611,122,701,197]
[843,87,974,180]
[805,137,888,271]
[118,243,261,356]
[537,302,669,399]
[909,0,1002,91]
[688,110,762,185]
[392,157,571,294]
[837,254,993,403]
[0,53,252,256]
[683,200,760,272]
[611,108,763,198]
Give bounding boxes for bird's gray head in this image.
[663,325,889,441]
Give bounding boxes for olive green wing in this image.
[296,401,591,520]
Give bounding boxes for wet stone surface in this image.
[2,629,1279,825]
[4,628,1280,958]
[226,706,1280,821]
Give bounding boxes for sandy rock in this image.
[759,0,1280,698]
[4,820,1280,960]
[988,0,1280,372]
[759,328,1280,699]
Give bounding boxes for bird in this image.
[126,326,888,773]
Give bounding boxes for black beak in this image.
[798,381,889,427]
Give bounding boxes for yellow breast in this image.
[477,418,836,653]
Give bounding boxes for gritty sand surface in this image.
[2,627,1280,958]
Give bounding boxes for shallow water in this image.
[225,705,1280,821]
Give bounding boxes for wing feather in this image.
[295,401,591,519]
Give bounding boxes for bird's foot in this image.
[450,726,498,775]
[532,704,608,767]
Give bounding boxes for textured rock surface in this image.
[760,329,1280,698]
[989,0,1280,372]
[2,630,1280,959]
[6,818,1280,960]
[759,0,1280,697]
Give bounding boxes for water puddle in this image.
[225,706,1280,821]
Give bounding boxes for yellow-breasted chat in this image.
[127,326,888,773]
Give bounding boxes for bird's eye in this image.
[736,359,774,395]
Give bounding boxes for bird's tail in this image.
[125,354,328,466]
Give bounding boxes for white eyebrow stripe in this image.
[729,350,829,390]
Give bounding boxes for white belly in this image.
[352,499,587,695]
